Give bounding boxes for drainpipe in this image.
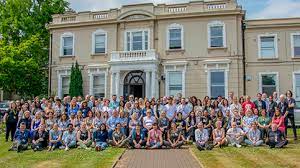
[242,16,246,96]
[48,33,53,97]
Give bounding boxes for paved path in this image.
[114,149,201,168]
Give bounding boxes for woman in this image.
[272,109,286,135]
[93,111,104,131]
[242,109,256,133]
[119,110,128,136]
[4,101,19,142]
[85,110,94,131]
[117,101,125,112]
[142,109,156,136]
[58,113,69,132]
[175,112,186,138]
[257,109,271,141]
[93,123,109,151]
[146,122,163,149]
[129,124,146,149]
[31,112,44,135]
[142,100,153,117]
[80,101,91,118]
[32,124,48,151]
[212,121,227,148]
[45,112,57,131]
[201,110,212,137]
[220,99,230,117]
[109,123,128,148]
[123,102,132,118]
[232,110,242,128]
[212,100,221,114]
[164,122,184,148]
[48,123,62,151]
[77,123,92,150]
[157,111,169,139]
[131,101,142,120]
[129,112,141,132]
[186,111,197,141]
[68,99,79,116]
[75,111,84,129]
[102,111,109,124]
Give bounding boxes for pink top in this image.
[148,129,162,143]
[272,116,285,133]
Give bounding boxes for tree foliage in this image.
[69,61,83,97]
[0,0,69,98]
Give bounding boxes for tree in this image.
[69,61,83,97]
[0,0,69,98]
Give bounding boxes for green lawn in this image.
[191,129,300,168]
[0,133,124,168]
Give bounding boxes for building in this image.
[244,18,300,101]
[48,0,245,99]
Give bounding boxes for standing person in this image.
[62,124,77,151]
[254,93,266,113]
[109,95,119,110]
[164,122,184,149]
[226,122,244,148]
[201,110,212,137]
[195,122,212,151]
[48,123,62,151]
[277,94,288,116]
[245,122,263,147]
[285,90,297,140]
[17,111,32,130]
[93,123,109,151]
[242,96,255,114]
[129,124,146,149]
[32,124,48,151]
[266,124,288,148]
[268,95,277,118]
[186,111,197,141]
[242,109,256,133]
[146,122,163,149]
[77,123,92,150]
[9,122,30,152]
[164,97,177,122]
[212,121,227,148]
[257,110,271,141]
[106,110,120,139]
[4,101,19,142]
[177,98,191,120]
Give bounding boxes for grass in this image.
[191,129,300,168]
[0,133,125,168]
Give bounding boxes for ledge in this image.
[257,58,279,61]
[207,47,227,50]
[165,49,185,54]
[91,53,108,57]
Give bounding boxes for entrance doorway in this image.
[123,70,145,99]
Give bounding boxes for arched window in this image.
[167,23,184,50]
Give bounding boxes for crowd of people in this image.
[2,90,298,153]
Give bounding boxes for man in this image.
[261,93,269,112]
[32,124,48,151]
[9,122,30,152]
[54,99,65,118]
[106,110,120,139]
[253,93,266,114]
[245,122,263,146]
[267,95,277,117]
[164,97,177,122]
[273,92,280,104]
[266,124,288,148]
[286,90,298,140]
[62,123,77,151]
[176,98,191,120]
[195,122,211,151]
[109,95,119,110]
[230,96,242,117]
[242,96,255,114]
[277,94,288,116]
[226,122,244,148]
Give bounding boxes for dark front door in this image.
[123,70,145,99]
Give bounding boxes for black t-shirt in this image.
[6,109,18,123]
[201,116,211,126]
[33,130,49,147]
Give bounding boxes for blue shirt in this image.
[67,104,79,116]
[14,129,30,144]
[109,100,119,110]
[107,116,120,130]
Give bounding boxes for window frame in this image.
[207,21,226,48]
[92,29,107,55]
[259,72,279,95]
[124,29,150,51]
[92,73,106,98]
[166,23,184,50]
[291,32,300,58]
[60,32,75,56]
[257,34,278,59]
[207,69,228,99]
[88,66,108,98]
[293,71,300,101]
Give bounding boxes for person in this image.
[80,101,91,118]
[129,124,146,149]
[17,111,32,130]
[92,111,104,132]
[285,90,297,140]
[68,99,80,116]
[242,109,256,133]
[77,123,92,150]
[109,123,128,148]
[266,124,288,148]
[164,122,184,149]
[84,110,94,131]
[254,93,266,113]
[119,110,128,136]
[31,112,44,136]
[142,109,156,136]
[212,121,227,148]
[177,98,191,120]
[4,101,19,142]
[257,109,271,141]
[231,110,242,128]
[32,124,48,151]
[245,122,263,147]
[9,122,30,152]
[106,109,120,139]
[58,113,69,132]
[272,109,286,136]
[147,122,163,149]
[109,95,119,110]
[93,123,109,151]
[267,95,277,118]
[277,94,288,116]
[48,123,62,151]
[201,110,212,137]
[186,111,197,141]
[62,123,77,151]
[128,112,141,132]
[194,122,212,151]
[157,111,169,139]
[164,97,177,122]
[226,122,244,148]
[242,96,255,114]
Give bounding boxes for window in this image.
[291,33,300,57]
[61,33,74,56]
[167,24,183,50]
[210,71,225,98]
[125,30,149,51]
[294,73,300,100]
[208,21,225,48]
[62,76,70,97]
[92,30,107,54]
[93,74,105,98]
[258,35,278,58]
[168,71,182,96]
[259,73,278,96]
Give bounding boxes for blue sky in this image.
[67,0,300,19]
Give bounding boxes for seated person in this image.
[93,123,109,151]
[272,109,286,136]
[48,123,62,151]
[195,122,212,151]
[9,122,30,153]
[32,124,48,151]
[242,109,256,133]
[266,124,288,148]
[129,124,146,149]
[213,121,227,148]
[226,122,245,148]
[106,110,120,139]
[257,109,271,141]
[146,122,163,149]
[245,122,263,147]
[109,123,128,148]
[17,111,31,129]
[62,123,77,151]
[164,122,184,149]
[201,110,212,138]
[77,123,92,150]
[157,111,169,139]
[142,109,156,136]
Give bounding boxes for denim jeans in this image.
[96,141,108,149]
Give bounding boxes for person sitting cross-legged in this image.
[48,123,62,151]
[76,122,92,150]
[245,122,263,147]
[163,122,184,149]
[226,121,245,148]
[109,123,129,148]
[31,124,48,151]
[213,121,227,148]
[93,123,109,151]
[9,122,30,153]
[129,124,146,149]
[266,124,288,148]
[146,122,163,149]
[62,123,77,151]
[194,122,212,151]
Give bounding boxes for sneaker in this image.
[65,146,69,151]
[33,148,37,152]
[59,146,65,150]
[236,144,242,148]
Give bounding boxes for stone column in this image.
[151,70,156,98]
[115,71,120,96]
[145,70,150,98]
[110,72,115,97]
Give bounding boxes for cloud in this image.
[249,0,300,19]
